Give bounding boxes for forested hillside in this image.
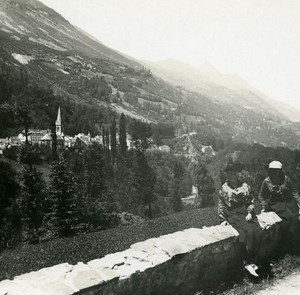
[1,0,300,148]
[1,0,300,256]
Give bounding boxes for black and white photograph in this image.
[1,0,300,294]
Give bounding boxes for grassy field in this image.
[0,207,219,280]
[2,203,300,294]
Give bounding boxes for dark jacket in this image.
[258,175,300,212]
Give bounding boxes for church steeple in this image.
[55,106,62,136]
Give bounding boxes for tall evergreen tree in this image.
[19,165,46,243]
[110,116,117,164]
[113,157,136,212]
[15,103,32,145]
[116,90,120,101]
[0,104,14,137]
[133,151,156,218]
[119,113,127,156]
[172,161,184,212]
[195,164,215,207]
[129,119,152,151]
[47,158,76,238]
[82,143,106,203]
[19,144,43,166]
[179,170,193,198]
[0,161,20,249]
[80,143,116,228]
[105,127,110,150]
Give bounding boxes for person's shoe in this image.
[245,263,259,277]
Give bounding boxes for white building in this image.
[159,145,171,153]
[18,129,50,145]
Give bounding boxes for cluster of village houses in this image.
[0,107,171,156]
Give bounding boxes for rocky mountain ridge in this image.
[1,0,300,148]
[144,59,300,122]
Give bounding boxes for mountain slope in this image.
[0,0,141,68]
[143,59,294,121]
[1,0,300,149]
[268,99,300,122]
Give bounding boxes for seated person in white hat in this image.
[258,160,300,252]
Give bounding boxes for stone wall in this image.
[0,212,282,295]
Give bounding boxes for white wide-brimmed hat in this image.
[269,161,282,169]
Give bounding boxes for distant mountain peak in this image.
[143,58,294,121]
[198,62,220,75]
[148,59,192,69]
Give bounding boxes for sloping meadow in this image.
[0,207,219,281]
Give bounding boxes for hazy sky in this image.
[40,0,300,109]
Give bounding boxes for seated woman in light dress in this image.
[218,162,262,277]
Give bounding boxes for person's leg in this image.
[270,203,296,254]
[227,209,261,276]
[249,218,264,261]
[285,207,299,254]
[239,220,262,277]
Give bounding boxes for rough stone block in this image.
[65,267,104,291]
[0,280,16,295]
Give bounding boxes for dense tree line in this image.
[0,107,199,251]
[0,64,222,251]
[0,66,115,138]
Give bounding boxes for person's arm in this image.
[258,180,269,212]
[218,190,228,224]
[287,176,300,210]
[246,185,255,221]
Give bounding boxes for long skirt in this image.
[269,200,297,229]
[269,199,299,250]
[227,207,262,256]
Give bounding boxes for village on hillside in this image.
[0,107,174,156]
